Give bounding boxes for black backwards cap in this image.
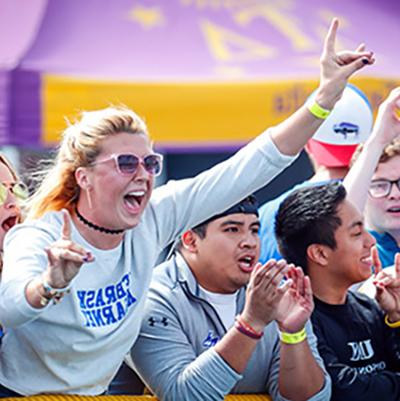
[170,195,259,257]
[197,195,259,227]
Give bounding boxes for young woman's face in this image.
[84,133,157,230]
[0,163,21,251]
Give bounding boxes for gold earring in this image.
[86,188,93,210]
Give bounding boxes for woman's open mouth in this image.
[1,215,18,232]
[123,191,145,213]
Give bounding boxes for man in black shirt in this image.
[275,181,400,401]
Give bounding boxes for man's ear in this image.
[181,230,199,253]
[75,167,92,190]
[307,243,331,266]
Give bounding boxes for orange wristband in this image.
[235,315,263,339]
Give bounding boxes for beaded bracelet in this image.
[234,315,263,340]
[38,277,71,307]
[279,327,307,345]
[307,101,331,119]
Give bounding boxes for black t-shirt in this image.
[312,291,400,401]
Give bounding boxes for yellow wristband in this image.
[307,101,331,119]
[384,314,400,328]
[279,327,307,344]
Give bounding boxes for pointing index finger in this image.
[323,18,338,56]
[372,246,382,275]
[395,253,400,279]
[61,209,72,240]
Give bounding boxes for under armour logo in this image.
[348,339,374,361]
[148,317,168,327]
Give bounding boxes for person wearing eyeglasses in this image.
[344,87,400,269]
[363,144,400,268]
[0,154,27,341]
[0,155,27,273]
[0,19,374,396]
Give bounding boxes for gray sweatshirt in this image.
[131,253,331,401]
[0,131,296,395]
[131,254,331,401]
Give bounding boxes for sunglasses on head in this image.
[93,153,163,177]
[0,182,29,206]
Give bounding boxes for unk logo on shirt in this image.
[348,339,374,361]
[202,330,220,348]
[76,273,137,327]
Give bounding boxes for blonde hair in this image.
[351,139,400,167]
[26,106,148,220]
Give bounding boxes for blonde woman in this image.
[0,20,373,396]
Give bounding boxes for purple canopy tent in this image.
[1,0,400,150]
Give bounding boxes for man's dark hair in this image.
[275,182,346,273]
[174,224,207,253]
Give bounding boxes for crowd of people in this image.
[0,18,399,401]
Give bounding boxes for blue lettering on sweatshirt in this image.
[76,273,137,327]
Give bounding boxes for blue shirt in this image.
[370,230,400,268]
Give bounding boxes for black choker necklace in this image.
[75,207,124,235]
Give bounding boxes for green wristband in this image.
[307,101,331,119]
[279,327,307,344]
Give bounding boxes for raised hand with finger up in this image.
[373,250,400,324]
[317,18,374,110]
[42,209,94,290]
[25,209,94,309]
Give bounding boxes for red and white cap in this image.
[306,84,373,167]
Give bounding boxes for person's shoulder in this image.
[348,289,375,304]
[347,290,382,315]
[312,292,380,327]
[153,258,176,281]
[368,229,387,241]
[149,257,180,297]
[358,266,396,299]
[144,257,189,319]
[6,211,62,242]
